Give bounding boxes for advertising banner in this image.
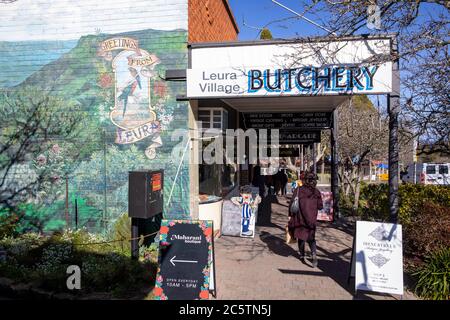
[153,220,214,300]
[354,221,404,295]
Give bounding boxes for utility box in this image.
[128,170,164,219]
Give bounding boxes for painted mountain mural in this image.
[0,28,190,233]
[0,40,78,88]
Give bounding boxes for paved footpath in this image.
[212,195,417,300]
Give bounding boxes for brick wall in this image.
[189,0,239,43]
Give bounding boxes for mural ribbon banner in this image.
[98,37,162,159]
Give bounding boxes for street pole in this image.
[388,36,400,224]
[331,110,340,221]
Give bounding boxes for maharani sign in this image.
[98,37,162,159]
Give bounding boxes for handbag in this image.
[289,187,300,215]
[286,224,296,244]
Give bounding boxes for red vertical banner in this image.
[317,191,334,222]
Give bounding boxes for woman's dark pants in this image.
[298,239,317,257]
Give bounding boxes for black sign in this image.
[269,148,300,157]
[258,130,321,144]
[153,220,213,300]
[241,112,332,130]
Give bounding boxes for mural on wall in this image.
[98,37,163,159]
[0,0,190,234]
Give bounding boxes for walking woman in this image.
[288,172,323,267]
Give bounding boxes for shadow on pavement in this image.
[259,231,301,258]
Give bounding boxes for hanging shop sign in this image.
[257,130,321,145]
[153,220,215,300]
[350,221,404,296]
[242,112,332,130]
[187,63,392,98]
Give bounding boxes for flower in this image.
[99,73,113,88]
[36,154,47,166]
[51,144,61,154]
[199,290,209,299]
[153,287,163,296]
[203,227,212,237]
[153,81,167,97]
[160,226,169,234]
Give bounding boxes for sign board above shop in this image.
[187,64,392,98]
[253,131,321,145]
[188,37,393,99]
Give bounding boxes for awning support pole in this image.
[331,109,340,221]
[388,37,401,223]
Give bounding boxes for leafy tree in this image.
[291,1,449,154]
[260,28,273,40]
[336,96,389,210]
[0,87,89,210]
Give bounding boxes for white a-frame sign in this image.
[350,221,404,296]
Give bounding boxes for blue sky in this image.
[228,0,325,40]
[228,1,448,41]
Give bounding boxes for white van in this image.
[402,163,450,185]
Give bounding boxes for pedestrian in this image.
[252,162,265,197]
[288,171,323,267]
[280,168,288,196]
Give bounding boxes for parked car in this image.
[402,163,450,185]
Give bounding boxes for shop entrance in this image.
[191,95,344,233]
[167,34,399,229]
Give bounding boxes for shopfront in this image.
[167,34,400,230]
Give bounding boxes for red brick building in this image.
[189,0,239,42]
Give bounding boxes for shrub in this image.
[0,229,157,297]
[413,247,450,300]
[403,202,450,261]
[357,184,450,224]
[0,208,20,238]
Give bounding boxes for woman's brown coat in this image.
[289,186,323,241]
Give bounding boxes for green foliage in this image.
[403,202,450,261]
[0,229,157,297]
[108,212,131,254]
[0,208,19,238]
[353,184,450,224]
[413,247,450,300]
[260,28,273,40]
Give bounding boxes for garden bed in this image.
[0,230,158,299]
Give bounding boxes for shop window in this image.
[198,108,228,130]
[439,165,448,174]
[426,165,436,174]
[198,108,235,200]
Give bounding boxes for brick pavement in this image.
[211,195,418,300]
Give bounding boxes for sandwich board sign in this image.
[351,221,404,296]
[152,220,215,300]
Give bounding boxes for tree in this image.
[0,87,87,210]
[336,96,389,210]
[260,28,274,40]
[304,1,449,154]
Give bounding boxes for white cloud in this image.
[0,0,187,41]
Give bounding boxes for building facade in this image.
[0,0,237,233]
